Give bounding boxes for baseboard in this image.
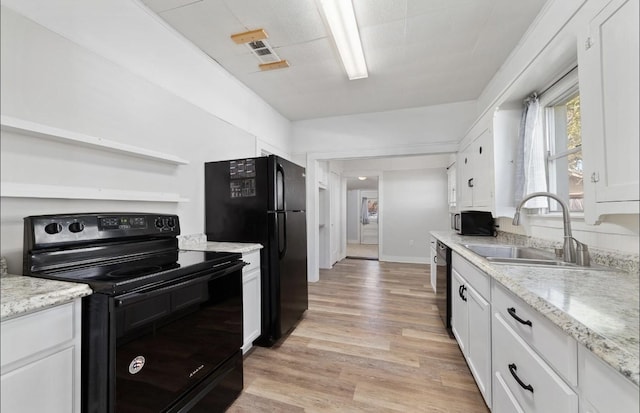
[379,255,429,264]
[347,239,359,244]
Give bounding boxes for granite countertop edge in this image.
[1,274,93,321]
[431,230,640,387]
[181,241,263,254]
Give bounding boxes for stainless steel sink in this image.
[462,244,608,270]
[462,244,555,260]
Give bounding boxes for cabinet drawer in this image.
[242,250,260,273]
[493,313,578,413]
[493,371,525,413]
[493,281,577,385]
[1,302,75,368]
[452,252,490,299]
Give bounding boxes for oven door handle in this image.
[115,260,246,308]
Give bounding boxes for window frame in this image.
[538,68,583,215]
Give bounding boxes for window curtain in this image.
[514,93,548,208]
[361,197,369,225]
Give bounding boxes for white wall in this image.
[292,101,476,159]
[380,169,450,263]
[0,0,292,153]
[0,6,291,274]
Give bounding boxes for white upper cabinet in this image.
[579,0,639,224]
[447,163,457,212]
[458,127,493,209]
[456,106,519,217]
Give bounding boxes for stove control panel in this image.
[24,213,181,250]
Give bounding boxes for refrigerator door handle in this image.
[277,211,288,259]
[276,162,286,211]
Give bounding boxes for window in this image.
[540,69,583,213]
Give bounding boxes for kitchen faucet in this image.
[512,192,590,265]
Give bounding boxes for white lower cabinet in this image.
[451,269,469,353]
[466,283,491,401]
[445,246,639,413]
[578,344,639,413]
[1,299,82,413]
[451,252,491,408]
[242,250,262,354]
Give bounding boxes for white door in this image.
[330,172,340,266]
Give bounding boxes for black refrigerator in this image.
[204,155,308,346]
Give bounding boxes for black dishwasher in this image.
[435,241,452,334]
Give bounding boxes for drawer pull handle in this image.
[507,307,532,327]
[458,285,467,301]
[508,363,534,393]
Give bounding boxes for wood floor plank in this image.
[228,259,489,412]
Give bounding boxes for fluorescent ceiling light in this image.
[318,0,368,80]
[358,176,367,181]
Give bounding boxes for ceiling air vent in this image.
[231,29,289,71]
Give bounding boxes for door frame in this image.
[305,143,457,282]
[341,171,383,262]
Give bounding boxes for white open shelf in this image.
[0,115,190,165]
[1,182,189,203]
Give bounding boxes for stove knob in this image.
[69,222,85,233]
[167,218,176,228]
[155,218,165,229]
[44,222,63,235]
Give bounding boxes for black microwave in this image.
[452,211,495,236]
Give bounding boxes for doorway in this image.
[346,178,379,260]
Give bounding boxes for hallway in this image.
[346,243,379,260]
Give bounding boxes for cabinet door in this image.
[466,283,492,407]
[457,148,474,209]
[580,0,639,210]
[471,129,494,208]
[1,347,75,413]
[450,269,468,354]
[447,164,457,210]
[242,268,261,353]
[578,344,639,413]
[241,251,262,354]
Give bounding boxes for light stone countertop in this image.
[181,241,263,254]
[1,274,92,321]
[178,234,262,254]
[431,230,639,387]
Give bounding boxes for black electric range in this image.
[23,213,245,413]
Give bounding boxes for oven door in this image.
[112,261,244,412]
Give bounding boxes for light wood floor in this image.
[227,259,489,412]
[346,243,379,260]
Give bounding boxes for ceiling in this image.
[141,0,547,121]
[346,176,378,190]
